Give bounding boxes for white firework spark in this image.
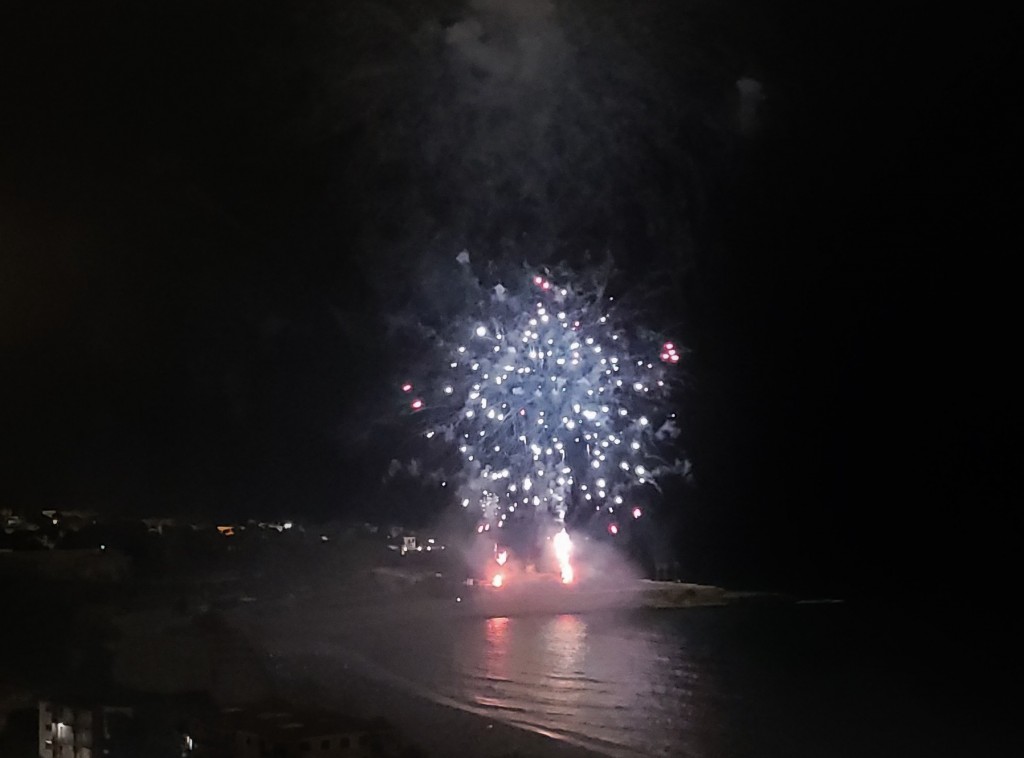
[400,257,685,533]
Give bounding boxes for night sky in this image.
[1,1,1017,594]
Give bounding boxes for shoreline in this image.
[280,579,797,624]
[286,646,638,758]
[232,605,618,757]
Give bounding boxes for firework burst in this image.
[399,254,686,547]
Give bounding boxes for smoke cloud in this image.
[303,1,739,310]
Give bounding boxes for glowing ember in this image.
[608,523,619,535]
[495,548,508,566]
[632,507,642,519]
[553,528,574,584]
[492,573,504,588]
[660,341,680,364]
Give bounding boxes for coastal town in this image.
[1,507,460,757]
[3,506,739,757]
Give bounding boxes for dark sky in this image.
[1,1,1017,592]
